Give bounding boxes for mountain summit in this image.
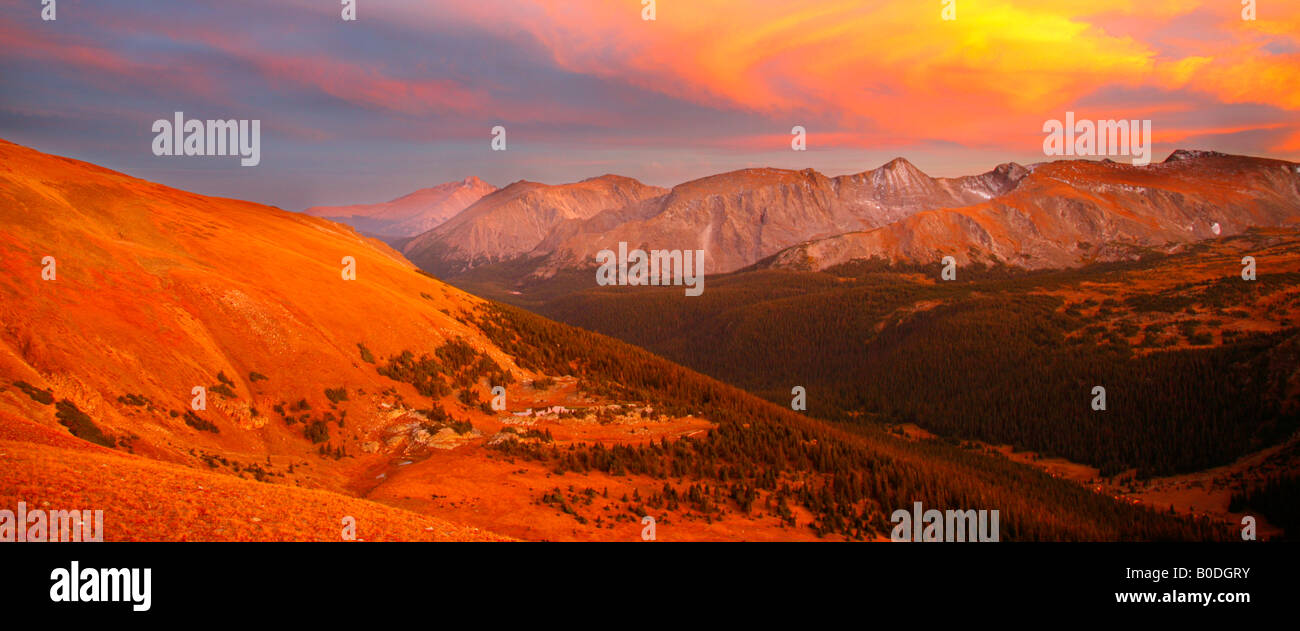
[403,175,667,276]
[302,176,496,238]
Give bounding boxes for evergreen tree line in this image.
[535,263,1299,478]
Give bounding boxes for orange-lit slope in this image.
[0,139,534,537]
[0,412,507,541]
[0,138,521,447]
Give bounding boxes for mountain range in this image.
[360,151,1299,286]
[768,151,1300,272]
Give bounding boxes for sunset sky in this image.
[2,0,1297,210]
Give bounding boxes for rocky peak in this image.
[1165,149,1230,163]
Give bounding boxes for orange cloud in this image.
[418,0,1300,152]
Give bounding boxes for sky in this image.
[2,0,1298,210]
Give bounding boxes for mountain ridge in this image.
[407,158,1032,279]
[395,150,1298,284]
[765,152,1300,272]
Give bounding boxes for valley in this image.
[453,228,1300,538]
